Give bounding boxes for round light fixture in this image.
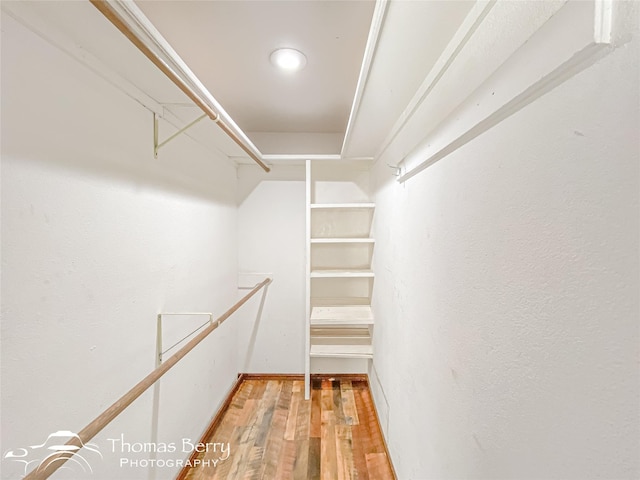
[270,48,307,72]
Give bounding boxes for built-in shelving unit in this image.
[305,160,375,398]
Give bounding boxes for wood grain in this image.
[181,376,395,480]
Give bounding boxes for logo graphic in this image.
[3,430,102,477]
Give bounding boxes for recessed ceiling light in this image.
[270,48,307,72]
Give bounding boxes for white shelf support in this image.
[156,312,214,366]
[153,112,207,159]
[305,159,312,400]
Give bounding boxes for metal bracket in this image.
[156,312,214,366]
[387,163,402,177]
[153,112,207,159]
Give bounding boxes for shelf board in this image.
[310,269,374,278]
[310,238,375,244]
[310,203,375,209]
[311,306,374,326]
[311,297,371,306]
[309,344,373,359]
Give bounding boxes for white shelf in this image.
[310,203,375,209]
[310,238,375,244]
[309,344,373,359]
[310,269,374,278]
[311,306,374,326]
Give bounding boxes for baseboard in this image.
[175,373,246,480]
[240,372,369,382]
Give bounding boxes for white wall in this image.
[1,14,240,480]
[370,27,639,480]
[236,165,306,373]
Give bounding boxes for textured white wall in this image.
[1,14,239,479]
[236,165,306,373]
[371,30,639,480]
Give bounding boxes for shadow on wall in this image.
[236,164,306,205]
[1,12,236,205]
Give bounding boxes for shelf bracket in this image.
[153,112,207,159]
[386,163,402,177]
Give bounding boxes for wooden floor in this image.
[180,376,395,480]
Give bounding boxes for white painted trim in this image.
[304,160,312,400]
[261,154,342,162]
[594,0,613,44]
[374,0,496,163]
[311,238,375,244]
[310,203,376,209]
[397,0,614,183]
[310,269,375,278]
[340,0,390,157]
[369,362,391,438]
[309,344,373,358]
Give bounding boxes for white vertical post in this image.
[305,159,312,399]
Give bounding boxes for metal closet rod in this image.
[89,0,270,173]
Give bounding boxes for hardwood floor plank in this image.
[340,380,359,426]
[234,399,256,426]
[241,446,264,480]
[335,424,355,480]
[182,376,394,480]
[231,379,253,410]
[274,439,296,479]
[248,379,267,400]
[353,385,385,454]
[310,382,322,438]
[292,438,310,479]
[295,389,311,441]
[259,381,289,479]
[225,425,257,479]
[308,437,321,480]
[321,385,337,480]
[366,452,395,480]
[284,384,301,441]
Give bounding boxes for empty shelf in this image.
[310,238,375,244]
[310,203,375,209]
[311,306,374,326]
[310,269,374,278]
[309,344,373,359]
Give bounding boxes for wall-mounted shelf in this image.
[310,306,374,326]
[310,269,374,278]
[310,238,375,244]
[309,344,373,358]
[310,203,375,209]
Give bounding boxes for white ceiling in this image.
[2,0,475,162]
[136,0,375,137]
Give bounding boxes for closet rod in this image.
[90,0,270,173]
